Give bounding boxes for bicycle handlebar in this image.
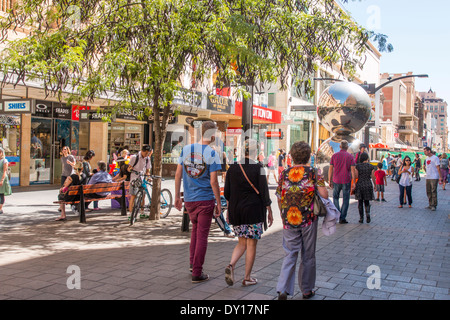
[130,169,163,180]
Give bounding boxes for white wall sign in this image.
[4,100,31,112]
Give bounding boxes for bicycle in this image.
[129,171,173,225]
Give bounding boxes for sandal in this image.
[225,264,235,286]
[55,217,67,221]
[398,205,403,208]
[242,277,258,286]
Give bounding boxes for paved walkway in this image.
[0,176,449,301]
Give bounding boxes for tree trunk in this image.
[149,103,169,220]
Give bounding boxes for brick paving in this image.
[0,176,449,301]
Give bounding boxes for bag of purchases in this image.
[313,169,327,217]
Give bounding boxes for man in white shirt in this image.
[423,147,442,211]
[128,145,153,215]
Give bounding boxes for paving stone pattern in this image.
[0,177,449,300]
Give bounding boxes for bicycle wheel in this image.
[159,188,173,218]
[130,190,144,226]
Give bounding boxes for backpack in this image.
[132,153,150,169]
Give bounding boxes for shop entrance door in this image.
[30,118,52,185]
[53,119,71,185]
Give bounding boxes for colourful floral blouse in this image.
[275,165,325,229]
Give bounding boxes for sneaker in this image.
[425,206,432,210]
[339,219,348,224]
[375,198,380,202]
[192,273,209,283]
[381,199,387,202]
[431,207,436,211]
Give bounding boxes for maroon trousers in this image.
[184,200,215,277]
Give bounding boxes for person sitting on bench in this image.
[85,161,113,204]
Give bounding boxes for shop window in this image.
[30,118,52,185]
[163,124,188,163]
[0,115,21,186]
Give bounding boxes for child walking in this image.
[374,162,387,202]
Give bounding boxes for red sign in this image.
[394,132,399,138]
[265,130,282,138]
[234,102,282,123]
[72,105,90,121]
[226,127,242,135]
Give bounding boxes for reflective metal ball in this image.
[315,134,362,183]
[317,82,372,135]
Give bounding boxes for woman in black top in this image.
[55,161,84,221]
[224,139,273,287]
[352,152,376,223]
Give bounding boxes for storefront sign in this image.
[33,100,53,118]
[226,127,242,135]
[72,105,91,121]
[52,103,72,119]
[116,107,147,121]
[265,129,283,139]
[80,109,113,122]
[3,100,31,113]
[234,101,282,123]
[173,89,202,107]
[207,95,232,113]
[147,112,177,124]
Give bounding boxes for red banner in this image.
[234,101,282,123]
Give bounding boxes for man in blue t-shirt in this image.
[175,120,222,283]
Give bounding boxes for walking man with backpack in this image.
[128,145,153,215]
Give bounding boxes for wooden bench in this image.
[54,181,130,223]
[181,187,225,232]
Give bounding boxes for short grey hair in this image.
[340,140,349,150]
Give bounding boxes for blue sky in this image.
[340,0,450,139]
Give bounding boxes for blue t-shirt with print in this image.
[178,143,222,202]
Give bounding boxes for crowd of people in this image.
[173,120,449,300]
[55,144,153,221]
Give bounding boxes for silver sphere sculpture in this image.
[315,81,372,182]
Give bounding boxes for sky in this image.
[340,0,450,142]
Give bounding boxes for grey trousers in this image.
[426,179,438,207]
[276,219,318,296]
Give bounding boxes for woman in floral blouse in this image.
[275,142,328,300]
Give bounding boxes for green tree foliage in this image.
[0,0,371,219]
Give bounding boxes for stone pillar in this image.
[89,121,108,167]
[20,113,31,186]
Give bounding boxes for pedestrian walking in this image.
[392,154,403,181]
[398,156,413,208]
[413,153,422,181]
[423,147,442,211]
[275,141,328,300]
[385,153,393,177]
[328,140,356,224]
[266,151,278,184]
[0,147,12,214]
[352,152,376,223]
[354,143,367,164]
[223,139,273,287]
[278,149,286,177]
[439,153,449,190]
[374,162,387,202]
[174,120,222,283]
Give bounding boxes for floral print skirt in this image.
[233,222,264,240]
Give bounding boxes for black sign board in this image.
[33,100,53,118]
[80,109,113,122]
[207,95,232,113]
[52,103,72,120]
